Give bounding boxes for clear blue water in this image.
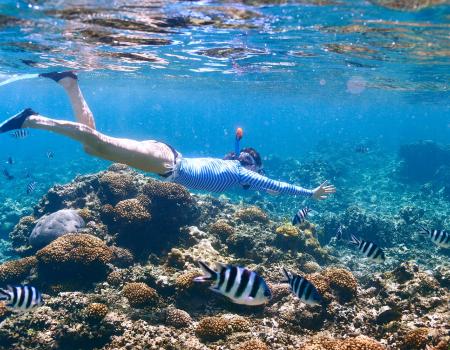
[0,0,449,240]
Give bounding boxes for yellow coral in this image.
[107,270,126,286]
[276,223,299,237]
[122,282,158,308]
[236,207,269,224]
[0,256,37,284]
[195,316,231,341]
[237,339,268,350]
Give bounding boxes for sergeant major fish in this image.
[0,285,44,311]
[282,267,322,306]
[27,181,37,194]
[10,129,29,139]
[418,225,450,248]
[292,207,311,226]
[194,261,272,306]
[350,234,385,263]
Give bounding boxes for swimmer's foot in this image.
[39,71,78,83]
[0,108,37,133]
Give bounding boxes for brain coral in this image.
[29,209,85,248]
[122,282,158,308]
[0,256,37,284]
[36,233,113,283]
[99,171,137,204]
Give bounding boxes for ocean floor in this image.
[0,140,448,350]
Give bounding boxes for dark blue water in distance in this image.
[0,0,449,247]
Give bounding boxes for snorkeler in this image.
[0,71,335,200]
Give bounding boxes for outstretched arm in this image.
[239,168,335,199]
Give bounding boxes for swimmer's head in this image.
[239,147,263,174]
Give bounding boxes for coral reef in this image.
[235,206,269,223]
[0,256,37,284]
[1,161,448,349]
[122,282,159,308]
[36,233,113,286]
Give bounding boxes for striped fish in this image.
[27,181,37,194]
[419,225,450,248]
[10,129,29,139]
[0,285,43,311]
[350,234,385,263]
[292,207,311,226]
[336,225,343,240]
[282,268,322,306]
[46,151,54,159]
[194,261,272,306]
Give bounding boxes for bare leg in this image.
[23,114,175,175]
[58,77,96,129]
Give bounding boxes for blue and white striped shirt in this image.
[170,157,313,197]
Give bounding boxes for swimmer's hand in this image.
[312,180,336,200]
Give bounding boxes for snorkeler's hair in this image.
[239,147,262,168]
[223,151,238,160]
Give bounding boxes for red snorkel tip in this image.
[236,127,243,141]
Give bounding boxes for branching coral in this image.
[99,171,137,204]
[209,220,235,239]
[195,316,231,341]
[36,233,113,283]
[401,328,430,350]
[323,267,358,303]
[9,215,35,249]
[122,282,158,308]
[300,335,386,350]
[83,303,109,323]
[0,256,37,284]
[164,308,192,328]
[235,207,269,224]
[237,339,268,350]
[275,223,299,237]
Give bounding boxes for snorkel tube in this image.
[235,127,243,155]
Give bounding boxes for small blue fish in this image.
[0,285,44,311]
[26,181,37,194]
[10,129,29,139]
[292,207,311,226]
[194,261,272,306]
[282,268,322,306]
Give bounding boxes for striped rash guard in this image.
[169,157,313,196]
